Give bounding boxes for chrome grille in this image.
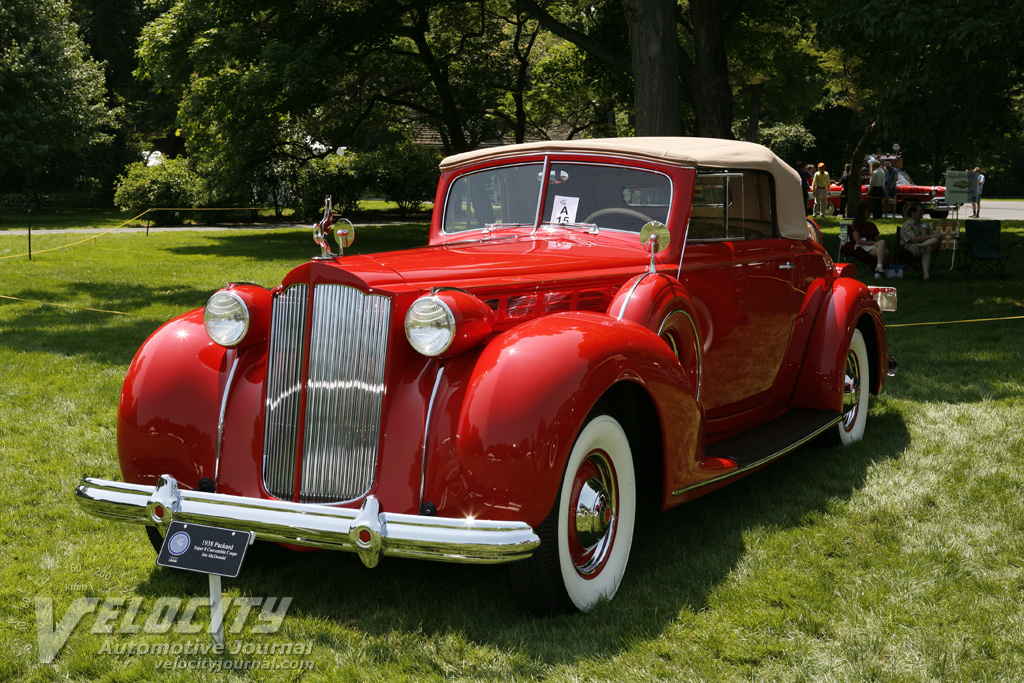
[262,284,391,504]
[263,285,308,501]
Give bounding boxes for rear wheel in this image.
[837,329,870,445]
[510,412,636,614]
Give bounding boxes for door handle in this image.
[779,262,796,270]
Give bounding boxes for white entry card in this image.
[549,195,579,224]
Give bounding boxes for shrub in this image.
[359,144,441,216]
[292,154,366,222]
[113,158,202,225]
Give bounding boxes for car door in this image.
[680,170,818,427]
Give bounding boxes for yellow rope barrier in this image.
[0,207,273,261]
[887,314,1024,328]
[0,294,169,320]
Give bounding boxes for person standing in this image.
[900,201,941,282]
[883,161,899,217]
[812,163,831,217]
[971,166,985,217]
[868,161,885,219]
[797,161,813,216]
[838,163,852,217]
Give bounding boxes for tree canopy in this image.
[4,0,1024,203]
[0,0,115,198]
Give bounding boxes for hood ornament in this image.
[313,196,355,260]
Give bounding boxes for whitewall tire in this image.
[510,413,637,613]
[838,329,870,445]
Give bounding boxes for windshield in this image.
[443,162,672,234]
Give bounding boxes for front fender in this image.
[433,311,699,528]
[791,278,888,411]
[117,310,225,489]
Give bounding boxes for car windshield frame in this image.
[441,159,674,236]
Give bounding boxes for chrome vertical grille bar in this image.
[262,285,308,501]
[300,285,390,503]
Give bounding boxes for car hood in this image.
[283,232,649,293]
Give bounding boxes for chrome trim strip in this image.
[75,476,540,566]
[419,364,445,510]
[615,273,653,321]
[671,414,842,497]
[214,350,241,486]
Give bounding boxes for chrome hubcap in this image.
[841,348,861,431]
[568,452,617,576]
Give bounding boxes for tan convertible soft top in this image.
[440,137,808,240]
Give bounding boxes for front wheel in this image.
[837,329,870,445]
[510,413,636,614]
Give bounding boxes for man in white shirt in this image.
[868,162,885,219]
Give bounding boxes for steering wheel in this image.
[583,207,655,224]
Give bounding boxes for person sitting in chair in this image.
[849,202,889,279]
[900,201,942,282]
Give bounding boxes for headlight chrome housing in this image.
[204,290,250,347]
[405,290,494,358]
[405,297,456,356]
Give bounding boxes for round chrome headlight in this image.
[204,291,250,347]
[405,297,455,356]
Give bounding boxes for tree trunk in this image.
[621,0,681,136]
[746,83,764,142]
[683,0,734,139]
[847,119,878,219]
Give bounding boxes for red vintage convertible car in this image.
[808,167,949,218]
[76,138,895,614]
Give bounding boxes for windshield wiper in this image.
[539,221,600,235]
[483,222,531,234]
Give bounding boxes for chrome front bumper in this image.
[75,475,540,567]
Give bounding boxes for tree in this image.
[816,1,1024,184]
[516,0,819,139]
[0,0,115,206]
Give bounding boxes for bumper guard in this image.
[75,475,540,568]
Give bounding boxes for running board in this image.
[673,409,842,497]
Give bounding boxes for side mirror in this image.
[639,221,670,273]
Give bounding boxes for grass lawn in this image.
[1,217,1023,682]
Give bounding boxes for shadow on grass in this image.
[0,282,214,365]
[122,410,909,667]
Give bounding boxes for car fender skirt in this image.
[75,475,541,566]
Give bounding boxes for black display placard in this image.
[156,521,252,578]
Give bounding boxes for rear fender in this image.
[436,312,700,528]
[791,278,888,411]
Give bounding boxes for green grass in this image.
[2,218,1024,681]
